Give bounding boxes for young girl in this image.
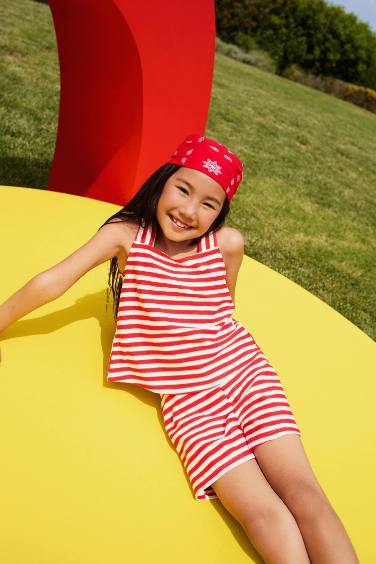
[0,133,359,563]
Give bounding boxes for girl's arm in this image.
[0,222,125,335]
[222,228,245,308]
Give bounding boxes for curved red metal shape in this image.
[47,0,216,205]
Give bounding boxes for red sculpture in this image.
[47,0,216,205]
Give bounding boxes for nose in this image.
[179,203,197,222]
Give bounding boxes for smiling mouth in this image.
[168,214,193,229]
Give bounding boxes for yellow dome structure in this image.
[1,185,375,563]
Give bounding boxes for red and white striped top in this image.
[106,219,261,395]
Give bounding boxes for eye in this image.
[177,186,215,209]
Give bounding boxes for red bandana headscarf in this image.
[166,133,244,203]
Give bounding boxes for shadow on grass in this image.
[0,155,51,189]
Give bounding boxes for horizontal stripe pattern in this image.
[161,365,302,501]
[107,219,264,394]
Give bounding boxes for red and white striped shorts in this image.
[161,366,302,501]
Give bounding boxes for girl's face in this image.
[156,167,226,243]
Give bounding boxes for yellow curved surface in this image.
[0,185,375,563]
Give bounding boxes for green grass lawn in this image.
[1,0,375,340]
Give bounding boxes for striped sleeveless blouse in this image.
[106,219,261,395]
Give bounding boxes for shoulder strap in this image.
[135,219,154,246]
[149,221,157,246]
[199,229,218,252]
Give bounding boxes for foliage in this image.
[215,0,376,89]
[281,63,376,113]
[215,36,276,72]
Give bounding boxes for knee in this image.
[241,507,275,535]
[240,501,290,533]
[283,480,332,521]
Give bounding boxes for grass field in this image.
[1,0,375,340]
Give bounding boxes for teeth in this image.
[171,215,190,229]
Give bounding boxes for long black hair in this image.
[98,163,231,320]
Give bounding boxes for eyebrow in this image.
[175,176,222,206]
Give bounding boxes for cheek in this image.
[160,189,179,209]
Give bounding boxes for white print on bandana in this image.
[202,159,222,175]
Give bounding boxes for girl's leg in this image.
[211,458,310,563]
[253,434,359,563]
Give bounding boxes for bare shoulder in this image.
[214,225,245,305]
[215,225,245,259]
[106,217,139,255]
[105,217,140,272]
